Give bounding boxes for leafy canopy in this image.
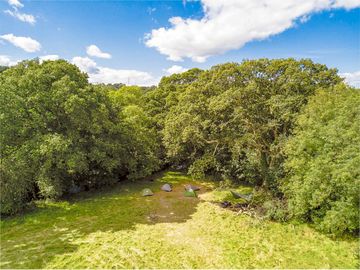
[282,84,360,234]
[0,60,159,214]
[160,59,341,188]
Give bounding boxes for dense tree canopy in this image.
[282,84,360,234]
[159,59,341,188]
[109,85,160,179]
[0,60,159,214]
[0,58,358,235]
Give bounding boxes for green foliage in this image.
[144,68,203,130]
[109,86,160,179]
[188,153,218,179]
[262,199,289,222]
[159,59,341,186]
[0,66,9,73]
[143,68,204,163]
[1,57,357,238]
[0,60,159,214]
[282,84,360,235]
[0,154,34,214]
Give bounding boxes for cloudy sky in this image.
[0,0,359,86]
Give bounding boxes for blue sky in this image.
[0,0,359,86]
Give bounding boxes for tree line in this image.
[0,59,359,235]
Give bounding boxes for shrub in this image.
[188,154,218,179]
[262,199,289,222]
[0,154,34,215]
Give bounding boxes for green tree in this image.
[162,59,342,187]
[282,84,360,235]
[163,63,243,176]
[144,68,204,165]
[0,60,159,214]
[109,86,160,179]
[0,66,9,73]
[145,68,204,130]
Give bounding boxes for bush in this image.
[188,154,218,179]
[0,154,34,215]
[282,84,360,235]
[262,199,289,222]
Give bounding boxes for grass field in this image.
[0,171,358,269]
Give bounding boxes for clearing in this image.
[0,171,358,268]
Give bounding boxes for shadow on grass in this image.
[0,171,213,268]
[1,171,358,269]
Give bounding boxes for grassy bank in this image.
[0,172,358,268]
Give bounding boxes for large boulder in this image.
[142,188,154,196]
[161,183,172,192]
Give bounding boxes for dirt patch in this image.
[144,181,210,223]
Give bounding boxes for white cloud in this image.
[165,65,188,74]
[0,34,41,52]
[333,0,360,9]
[71,56,158,86]
[39,55,59,63]
[145,0,360,62]
[86,45,112,59]
[0,55,11,66]
[5,0,36,24]
[0,55,19,66]
[89,67,158,86]
[71,56,98,73]
[4,9,36,24]
[8,0,23,8]
[340,71,360,88]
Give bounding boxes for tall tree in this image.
[162,59,342,187]
[0,60,159,214]
[282,84,360,234]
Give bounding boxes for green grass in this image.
[1,171,358,269]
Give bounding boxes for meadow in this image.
[1,172,357,269]
[1,1,360,268]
